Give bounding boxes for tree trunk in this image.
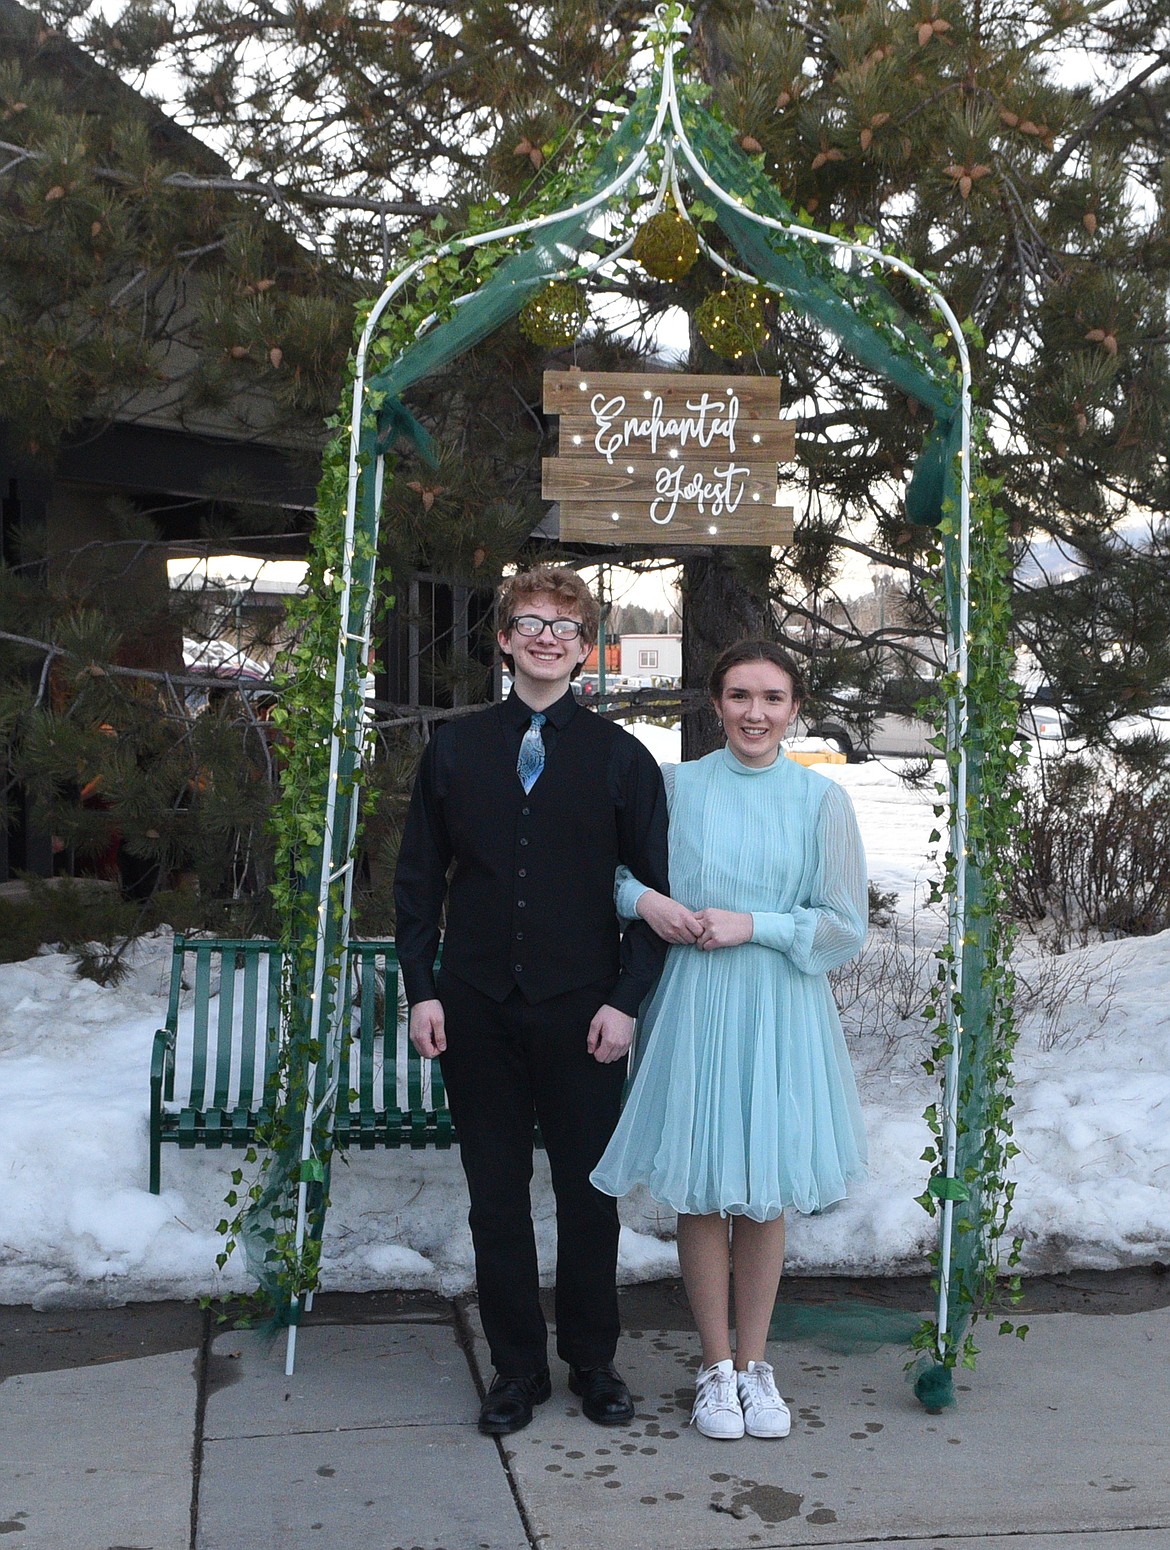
[680,551,771,761]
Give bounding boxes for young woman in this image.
[591,640,868,1440]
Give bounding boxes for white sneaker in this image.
[691,1358,745,1439]
[736,1360,791,1438]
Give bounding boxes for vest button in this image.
[517,899,526,908]
[514,963,523,974]
[515,932,524,941]
[519,837,529,846]
[518,868,527,878]
[521,806,530,816]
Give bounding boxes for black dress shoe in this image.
[478,1369,552,1436]
[568,1362,635,1426]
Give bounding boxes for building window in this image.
[639,649,659,669]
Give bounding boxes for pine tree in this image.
[13,0,1170,763]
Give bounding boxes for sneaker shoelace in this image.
[739,1361,784,1412]
[692,1363,741,1423]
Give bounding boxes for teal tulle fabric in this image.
[592,749,868,1220]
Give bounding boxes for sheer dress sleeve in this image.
[750,779,868,974]
[614,763,676,921]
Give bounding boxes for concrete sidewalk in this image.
[2,1273,1169,1550]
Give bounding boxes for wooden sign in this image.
[542,371,795,546]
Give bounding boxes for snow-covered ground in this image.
[1,747,1167,1308]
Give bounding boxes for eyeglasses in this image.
[508,614,584,641]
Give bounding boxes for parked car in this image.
[804,696,1067,762]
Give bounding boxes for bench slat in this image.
[191,946,212,1108]
[212,950,237,1110]
[238,948,261,1107]
[388,954,402,1116]
[263,948,282,1109]
[359,948,376,1122]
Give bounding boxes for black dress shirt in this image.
[394,688,670,1015]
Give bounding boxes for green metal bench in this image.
[149,935,451,1194]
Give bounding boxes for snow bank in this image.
[1,757,1167,1307]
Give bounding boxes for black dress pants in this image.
[437,971,626,1377]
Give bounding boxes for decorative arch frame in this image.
[253,7,1016,1407]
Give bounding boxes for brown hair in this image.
[708,638,807,704]
[497,565,600,677]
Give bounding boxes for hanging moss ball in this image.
[632,211,700,282]
[518,281,589,347]
[695,281,769,360]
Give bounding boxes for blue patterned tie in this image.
[517,712,547,794]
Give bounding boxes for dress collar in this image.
[719,743,785,776]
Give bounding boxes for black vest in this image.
[440,705,624,1003]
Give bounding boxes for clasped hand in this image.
[636,890,753,951]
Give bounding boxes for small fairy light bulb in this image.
[643,388,652,399]
[572,434,582,445]
[611,511,621,521]
[752,432,761,443]
[752,492,761,502]
[626,464,634,474]
[578,380,588,391]
[709,525,718,534]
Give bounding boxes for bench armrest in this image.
[149,1026,177,1195]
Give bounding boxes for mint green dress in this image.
[591,747,868,1220]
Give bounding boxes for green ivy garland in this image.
[908,413,1028,1403]
[211,28,1026,1370]
[212,127,650,1313]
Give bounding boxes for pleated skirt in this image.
[591,942,867,1221]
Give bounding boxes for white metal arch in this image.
[286,4,974,1376]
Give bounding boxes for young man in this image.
[394,565,669,1436]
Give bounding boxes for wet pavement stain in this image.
[203,1350,243,1396]
[729,1483,805,1524]
[806,1507,838,1524]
